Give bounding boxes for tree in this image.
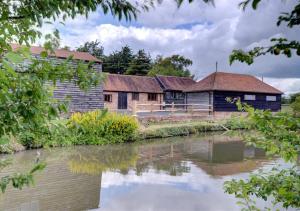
[223,1,300,210]
[103,45,134,74]
[125,49,152,75]
[290,96,300,117]
[147,55,193,77]
[0,0,145,193]
[290,92,300,103]
[76,40,104,60]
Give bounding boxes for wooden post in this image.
[171,102,175,114]
[132,100,137,117]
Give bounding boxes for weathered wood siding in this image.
[164,91,185,105]
[213,91,281,112]
[37,56,104,112]
[186,92,210,105]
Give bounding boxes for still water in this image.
[0,132,289,211]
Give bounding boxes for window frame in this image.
[104,94,112,102]
[148,93,158,101]
[266,95,277,102]
[244,94,256,101]
[132,92,139,101]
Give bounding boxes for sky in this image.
[40,0,300,95]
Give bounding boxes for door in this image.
[118,92,128,109]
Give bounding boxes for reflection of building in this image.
[135,134,267,177]
[0,153,102,211]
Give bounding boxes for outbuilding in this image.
[185,72,283,117]
[103,74,163,111]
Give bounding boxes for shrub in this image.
[290,96,300,117]
[68,110,138,145]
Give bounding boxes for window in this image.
[104,94,112,102]
[244,94,256,101]
[266,96,276,101]
[148,93,158,101]
[132,93,139,101]
[171,92,184,99]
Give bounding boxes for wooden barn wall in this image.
[213,91,281,112]
[186,92,210,105]
[164,91,185,105]
[36,56,104,112]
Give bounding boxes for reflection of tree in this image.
[68,145,138,175]
[152,160,190,176]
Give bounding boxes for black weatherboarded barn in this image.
[185,72,283,112]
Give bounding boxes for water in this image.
[0,132,290,211]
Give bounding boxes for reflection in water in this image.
[0,132,280,211]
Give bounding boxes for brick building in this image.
[103,74,163,111]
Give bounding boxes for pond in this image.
[0,132,291,211]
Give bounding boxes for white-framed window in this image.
[266,96,277,101]
[244,94,256,101]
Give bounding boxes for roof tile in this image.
[11,44,101,63]
[103,74,163,93]
[186,72,283,94]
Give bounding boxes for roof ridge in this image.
[107,73,155,79]
[156,74,194,79]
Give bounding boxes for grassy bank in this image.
[137,118,246,139]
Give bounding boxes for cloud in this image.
[39,0,300,94]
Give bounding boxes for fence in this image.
[132,101,213,117]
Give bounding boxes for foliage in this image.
[290,96,300,116]
[290,92,300,103]
[125,49,152,75]
[102,45,134,74]
[0,0,145,55]
[76,40,105,60]
[147,55,193,77]
[0,163,46,193]
[68,110,139,144]
[224,167,300,210]
[229,1,300,65]
[223,101,300,210]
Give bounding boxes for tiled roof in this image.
[156,75,196,91]
[11,44,101,63]
[185,72,283,94]
[103,74,163,93]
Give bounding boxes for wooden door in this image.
[118,92,128,109]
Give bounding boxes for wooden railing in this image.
[132,101,213,116]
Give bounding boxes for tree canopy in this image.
[147,55,193,77]
[76,40,104,60]
[125,49,152,75]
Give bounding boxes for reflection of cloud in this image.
[94,160,282,211]
[102,162,217,192]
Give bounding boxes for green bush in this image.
[68,110,139,145]
[290,96,300,117]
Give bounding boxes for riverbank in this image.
[137,118,246,139]
[2,111,248,153]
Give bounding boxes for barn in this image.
[103,74,163,111]
[185,72,283,117]
[11,44,104,112]
[155,75,196,107]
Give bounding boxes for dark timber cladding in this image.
[213,91,281,112]
[12,44,104,112]
[155,75,196,105]
[185,72,283,112]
